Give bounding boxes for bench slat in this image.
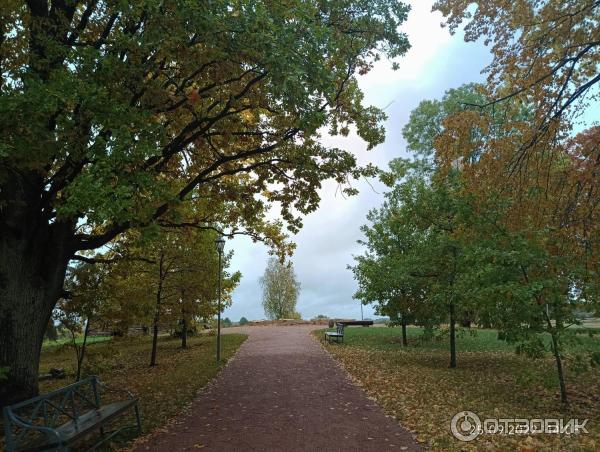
[58,399,137,442]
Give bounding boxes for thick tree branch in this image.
[71,254,156,265]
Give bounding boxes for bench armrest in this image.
[4,409,62,449]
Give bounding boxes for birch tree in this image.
[260,258,300,320]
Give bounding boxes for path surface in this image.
[133,325,422,451]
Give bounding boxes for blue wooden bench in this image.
[325,322,345,343]
[2,376,141,451]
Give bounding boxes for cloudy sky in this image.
[223,0,492,321]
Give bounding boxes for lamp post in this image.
[215,237,225,361]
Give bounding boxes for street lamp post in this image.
[215,237,225,361]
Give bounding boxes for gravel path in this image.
[133,325,422,451]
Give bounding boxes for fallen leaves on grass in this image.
[38,334,247,449]
[316,328,600,451]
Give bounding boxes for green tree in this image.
[367,82,599,403]
[402,83,487,163]
[239,317,249,326]
[104,227,239,364]
[165,229,240,349]
[353,85,488,361]
[353,160,470,366]
[428,101,600,404]
[453,185,593,405]
[260,258,301,320]
[0,0,410,404]
[353,84,533,366]
[59,262,112,380]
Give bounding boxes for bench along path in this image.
[133,325,422,451]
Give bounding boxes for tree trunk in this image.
[401,316,408,346]
[0,228,71,407]
[76,318,91,381]
[181,289,187,349]
[150,296,161,367]
[543,307,568,405]
[0,293,50,406]
[68,328,81,374]
[522,264,569,405]
[150,254,165,367]
[449,299,457,368]
[549,330,568,405]
[449,246,458,368]
[181,315,188,348]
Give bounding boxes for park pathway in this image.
[133,325,422,451]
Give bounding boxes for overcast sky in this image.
[223,0,492,321]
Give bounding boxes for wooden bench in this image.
[325,322,345,343]
[2,376,141,451]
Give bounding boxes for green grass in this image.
[330,326,515,352]
[42,335,113,349]
[325,325,600,354]
[317,326,600,451]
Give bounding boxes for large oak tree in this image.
[0,0,410,404]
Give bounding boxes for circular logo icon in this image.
[451,411,481,442]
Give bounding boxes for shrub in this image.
[312,314,328,320]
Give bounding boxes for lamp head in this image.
[215,237,225,254]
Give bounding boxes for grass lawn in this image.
[2,333,247,450]
[316,326,600,451]
[42,335,113,349]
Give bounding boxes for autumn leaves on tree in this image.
[0,0,598,413]
[353,1,600,405]
[0,0,410,405]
